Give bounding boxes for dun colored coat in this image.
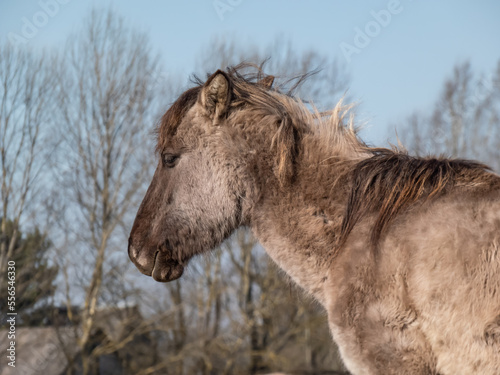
[128,66,500,374]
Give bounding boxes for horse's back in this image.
[403,191,500,374]
[326,190,500,374]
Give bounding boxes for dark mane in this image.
[337,149,497,253]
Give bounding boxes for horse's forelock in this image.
[156,86,201,153]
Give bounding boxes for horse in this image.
[128,65,500,374]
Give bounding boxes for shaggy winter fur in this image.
[129,65,500,374]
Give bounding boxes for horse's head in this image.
[128,70,277,282]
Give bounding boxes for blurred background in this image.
[0,1,499,374]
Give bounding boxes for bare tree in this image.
[0,43,57,295]
[399,60,500,170]
[221,231,346,374]
[53,9,162,374]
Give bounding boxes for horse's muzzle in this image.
[128,240,184,282]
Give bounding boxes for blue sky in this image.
[1,0,499,146]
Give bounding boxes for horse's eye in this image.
[162,154,179,168]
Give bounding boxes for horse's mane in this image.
[338,150,496,254]
[156,64,499,254]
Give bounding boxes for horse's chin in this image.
[151,252,184,282]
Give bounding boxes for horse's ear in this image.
[199,70,232,125]
[258,75,275,89]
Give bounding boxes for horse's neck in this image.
[250,134,364,304]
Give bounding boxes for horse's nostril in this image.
[128,242,137,259]
[128,242,155,276]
